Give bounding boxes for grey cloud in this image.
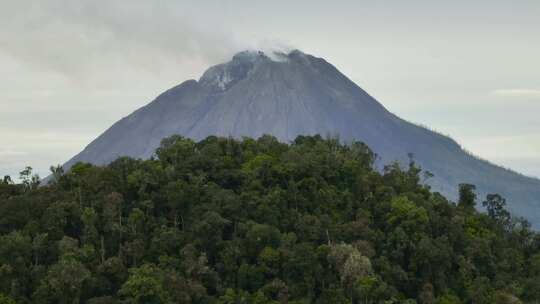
[0,0,243,82]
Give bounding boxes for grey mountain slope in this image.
[63,50,540,227]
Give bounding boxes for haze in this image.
[1,0,539,180]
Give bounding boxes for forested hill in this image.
[1,135,539,303]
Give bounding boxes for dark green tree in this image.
[458,183,477,211]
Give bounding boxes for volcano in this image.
[62,50,540,226]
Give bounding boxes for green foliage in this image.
[33,256,91,304]
[0,135,537,303]
[0,294,16,304]
[119,264,168,304]
[458,183,476,211]
[483,194,511,225]
[436,293,461,304]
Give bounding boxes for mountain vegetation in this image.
[1,135,539,303]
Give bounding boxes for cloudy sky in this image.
[1,0,539,180]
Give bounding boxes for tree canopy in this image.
[0,135,538,303]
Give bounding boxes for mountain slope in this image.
[63,50,540,227]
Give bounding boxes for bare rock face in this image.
[63,50,540,227]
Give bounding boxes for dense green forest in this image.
[1,135,539,304]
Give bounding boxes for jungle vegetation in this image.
[1,135,539,303]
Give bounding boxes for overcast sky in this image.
[1,0,539,180]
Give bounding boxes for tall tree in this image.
[458,183,477,211]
